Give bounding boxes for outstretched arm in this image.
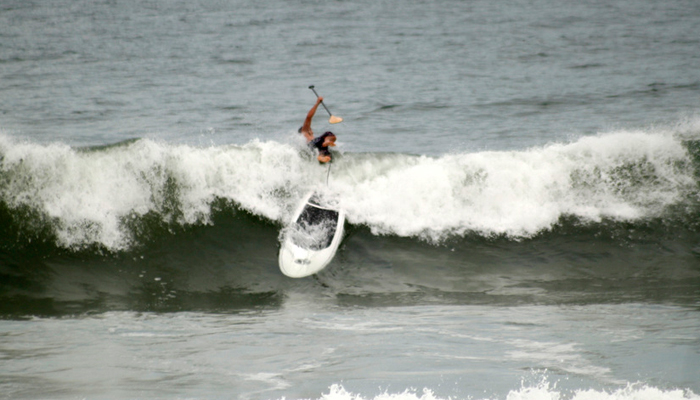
[300,97,323,142]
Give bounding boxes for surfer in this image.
[300,96,337,163]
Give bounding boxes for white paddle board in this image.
[278,191,345,278]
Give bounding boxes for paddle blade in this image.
[329,115,343,124]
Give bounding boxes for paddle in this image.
[309,85,343,124]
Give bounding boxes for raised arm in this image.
[300,97,323,142]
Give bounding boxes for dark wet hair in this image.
[320,131,336,139]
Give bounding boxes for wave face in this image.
[2,125,700,317]
[1,128,699,252]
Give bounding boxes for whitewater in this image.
[2,124,698,251]
[316,383,698,400]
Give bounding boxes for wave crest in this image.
[1,127,698,251]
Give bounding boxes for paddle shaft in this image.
[308,85,335,118]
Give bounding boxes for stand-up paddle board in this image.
[278,191,345,278]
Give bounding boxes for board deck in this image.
[278,191,345,278]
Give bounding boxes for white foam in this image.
[0,136,314,250]
[1,125,697,250]
[292,382,699,400]
[334,129,695,241]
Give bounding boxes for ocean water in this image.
[1,0,700,399]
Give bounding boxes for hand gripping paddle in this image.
[309,85,343,124]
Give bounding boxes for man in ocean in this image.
[300,96,336,163]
